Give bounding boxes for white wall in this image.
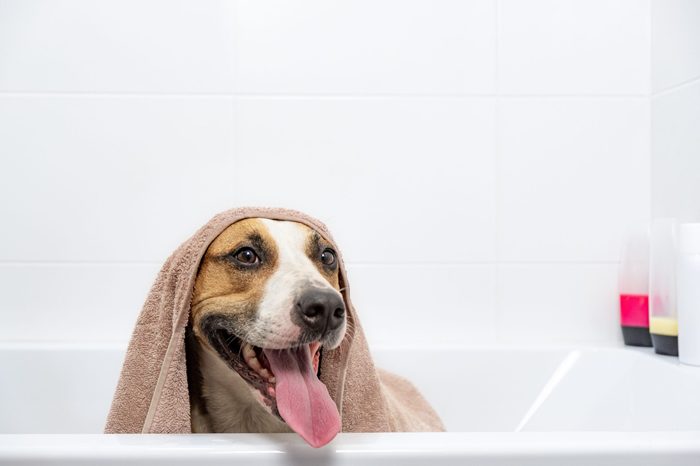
[0,0,652,348]
[651,0,700,222]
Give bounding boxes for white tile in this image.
[0,264,159,343]
[652,0,700,93]
[234,0,496,94]
[499,0,650,95]
[234,98,497,263]
[652,80,700,221]
[497,264,622,344]
[346,265,496,348]
[498,98,650,262]
[0,96,238,261]
[0,0,236,92]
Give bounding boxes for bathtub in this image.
[1,343,699,465]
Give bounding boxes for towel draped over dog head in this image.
[105,207,444,435]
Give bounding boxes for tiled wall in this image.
[0,0,652,347]
[651,0,700,222]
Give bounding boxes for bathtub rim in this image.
[1,432,699,460]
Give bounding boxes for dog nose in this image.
[296,289,345,334]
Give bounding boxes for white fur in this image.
[246,219,345,349]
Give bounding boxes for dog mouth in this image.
[209,329,322,401]
[208,328,340,448]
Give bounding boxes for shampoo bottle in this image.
[618,229,652,346]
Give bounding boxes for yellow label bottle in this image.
[649,219,679,356]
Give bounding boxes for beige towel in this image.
[105,207,444,436]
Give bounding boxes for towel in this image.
[105,207,444,439]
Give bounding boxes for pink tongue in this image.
[263,347,340,448]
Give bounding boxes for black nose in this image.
[296,288,345,335]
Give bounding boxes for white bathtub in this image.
[1,343,699,465]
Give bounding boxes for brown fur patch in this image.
[191,218,279,344]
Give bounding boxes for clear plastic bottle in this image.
[618,228,652,346]
[677,223,700,366]
[649,218,678,356]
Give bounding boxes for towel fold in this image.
[105,207,444,436]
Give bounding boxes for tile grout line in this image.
[0,91,652,100]
[231,54,241,207]
[648,0,653,98]
[231,0,242,207]
[494,0,504,344]
[0,261,163,266]
[648,0,654,223]
[347,261,622,266]
[0,261,622,267]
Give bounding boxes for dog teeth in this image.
[309,341,321,356]
[246,355,262,371]
[243,343,256,360]
[242,343,276,383]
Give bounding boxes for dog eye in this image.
[233,247,260,265]
[320,248,336,266]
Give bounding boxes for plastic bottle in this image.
[618,229,652,346]
[649,218,678,356]
[677,223,700,366]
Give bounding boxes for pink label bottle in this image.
[619,229,652,346]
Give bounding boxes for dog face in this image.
[190,218,346,415]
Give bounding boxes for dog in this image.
[185,218,347,446]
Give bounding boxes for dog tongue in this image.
[263,346,340,448]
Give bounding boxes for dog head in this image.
[189,217,346,445]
